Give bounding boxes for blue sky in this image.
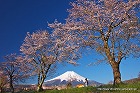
[0,0,140,84]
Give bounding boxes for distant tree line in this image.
[138,72,140,78]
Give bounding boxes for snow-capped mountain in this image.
[47,71,86,82]
[44,71,102,87]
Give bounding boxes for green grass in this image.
[18,86,96,93]
[16,82,140,93]
[37,86,96,93]
[97,82,140,93]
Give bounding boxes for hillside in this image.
[123,78,140,84]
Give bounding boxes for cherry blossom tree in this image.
[0,54,29,93]
[20,30,80,91]
[0,70,8,93]
[49,0,140,85]
[20,31,58,91]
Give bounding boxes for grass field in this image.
[17,81,140,93]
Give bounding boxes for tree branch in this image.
[117,51,123,64]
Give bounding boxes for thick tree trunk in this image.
[103,39,122,85]
[111,62,121,85]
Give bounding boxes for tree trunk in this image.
[37,74,46,92]
[103,39,122,85]
[37,84,43,92]
[0,87,4,93]
[9,75,14,93]
[111,62,121,85]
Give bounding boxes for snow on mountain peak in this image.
[46,71,87,82]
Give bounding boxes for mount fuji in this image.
[44,71,102,87]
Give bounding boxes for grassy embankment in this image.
[18,81,140,93]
